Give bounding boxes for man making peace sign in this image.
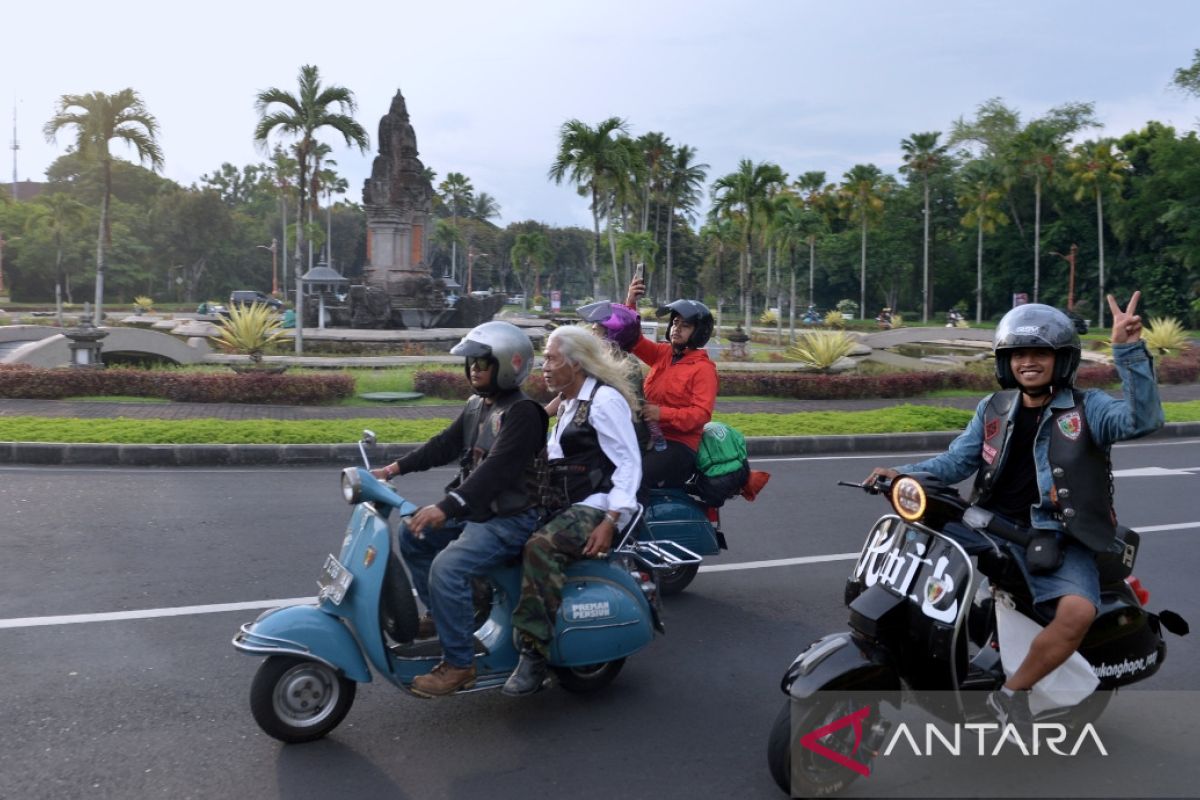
[865,293,1164,731]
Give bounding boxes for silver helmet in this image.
[450,321,534,394]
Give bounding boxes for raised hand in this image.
[1108,291,1143,345]
[625,276,645,308]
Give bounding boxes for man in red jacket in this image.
[625,276,719,489]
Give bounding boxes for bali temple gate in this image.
[346,90,503,329]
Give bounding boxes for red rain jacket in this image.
[630,336,718,451]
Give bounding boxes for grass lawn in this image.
[3,401,1197,444]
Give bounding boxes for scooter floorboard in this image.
[388,637,490,660]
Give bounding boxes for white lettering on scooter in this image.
[1091,651,1157,679]
[569,601,612,620]
[854,526,959,623]
[883,723,1107,757]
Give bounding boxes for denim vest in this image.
[895,341,1164,552]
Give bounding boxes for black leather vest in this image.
[458,391,544,518]
[973,389,1116,552]
[548,381,616,506]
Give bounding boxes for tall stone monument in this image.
[357,90,450,328]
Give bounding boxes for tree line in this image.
[2,52,1199,330]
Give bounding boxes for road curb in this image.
[3,422,1198,467]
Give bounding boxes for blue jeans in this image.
[399,509,539,668]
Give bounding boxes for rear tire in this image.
[249,656,356,744]
[552,659,625,693]
[657,563,699,596]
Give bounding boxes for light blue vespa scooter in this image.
[233,432,699,744]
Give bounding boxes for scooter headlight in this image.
[891,476,926,521]
[341,467,362,504]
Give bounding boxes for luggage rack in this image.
[622,539,703,573]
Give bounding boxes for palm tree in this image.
[772,193,828,341]
[837,164,890,318]
[253,64,369,348]
[469,192,501,222]
[957,160,1009,323]
[663,144,708,299]
[548,117,630,298]
[1006,103,1097,302]
[24,192,89,321]
[43,88,163,324]
[900,131,949,322]
[711,159,787,329]
[438,172,474,281]
[794,171,830,310]
[510,230,551,305]
[617,230,659,300]
[1067,139,1129,328]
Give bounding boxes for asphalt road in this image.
[1,442,1198,799]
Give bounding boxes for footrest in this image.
[624,540,703,572]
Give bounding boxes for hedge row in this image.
[0,364,355,404]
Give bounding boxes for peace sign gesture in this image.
[1108,291,1143,345]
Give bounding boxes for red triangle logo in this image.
[797,705,872,777]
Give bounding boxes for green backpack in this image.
[696,421,748,478]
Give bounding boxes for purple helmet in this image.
[576,301,642,350]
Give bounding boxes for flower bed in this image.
[0,364,355,404]
[414,369,555,402]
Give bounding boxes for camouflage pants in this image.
[511,504,606,656]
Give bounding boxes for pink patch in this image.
[982,443,997,465]
[985,419,1000,441]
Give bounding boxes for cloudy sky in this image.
[6,0,1198,228]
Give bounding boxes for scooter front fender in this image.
[233,604,372,683]
[781,632,900,702]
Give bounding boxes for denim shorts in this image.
[941,522,1100,612]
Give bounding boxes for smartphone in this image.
[634,262,644,282]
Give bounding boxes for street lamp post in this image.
[1050,243,1079,312]
[0,230,7,297]
[257,239,279,296]
[467,248,489,295]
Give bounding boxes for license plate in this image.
[317,554,353,605]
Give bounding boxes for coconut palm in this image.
[710,159,787,329]
[43,88,163,324]
[837,164,891,318]
[469,192,501,222]
[438,172,475,281]
[900,131,949,322]
[253,63,369,346]
[1067,139,1129,328]
[793,171,831,311]
[548,117,630,298]
[957,160,1009,323]
[771,194,827,341]
[510,230,551,305]
[24,192,89,320]
[663,144,708,299]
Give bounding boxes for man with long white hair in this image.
[504,325,642,695]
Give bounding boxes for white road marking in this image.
[1113,467,1199,477]
[4,521,1199,630]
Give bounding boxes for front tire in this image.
[250,656,356,743]
[767,696,877,797]
[657,563,699,596]
[553,658,625,693]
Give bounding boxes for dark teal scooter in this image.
[233,432,699,743]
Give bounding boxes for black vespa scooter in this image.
[767,473,1189,797]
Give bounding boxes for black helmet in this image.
[993,304,1081,389]
[450,321,534,395]
[657,299,714,349]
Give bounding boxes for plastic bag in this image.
[994,590,1099,715]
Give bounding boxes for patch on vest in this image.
[985,419,1000,440]
[1057,411,1082,440]
[982,442,997,464]
[490,412,503,436]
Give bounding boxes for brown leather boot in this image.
[411,661,476,697]
[416,613,436,639]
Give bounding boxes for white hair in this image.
[547,324,641,413]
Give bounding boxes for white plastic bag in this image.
[993,590,1100,715]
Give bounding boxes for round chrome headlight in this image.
[891,476,926,521]
[340,467,362,504]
